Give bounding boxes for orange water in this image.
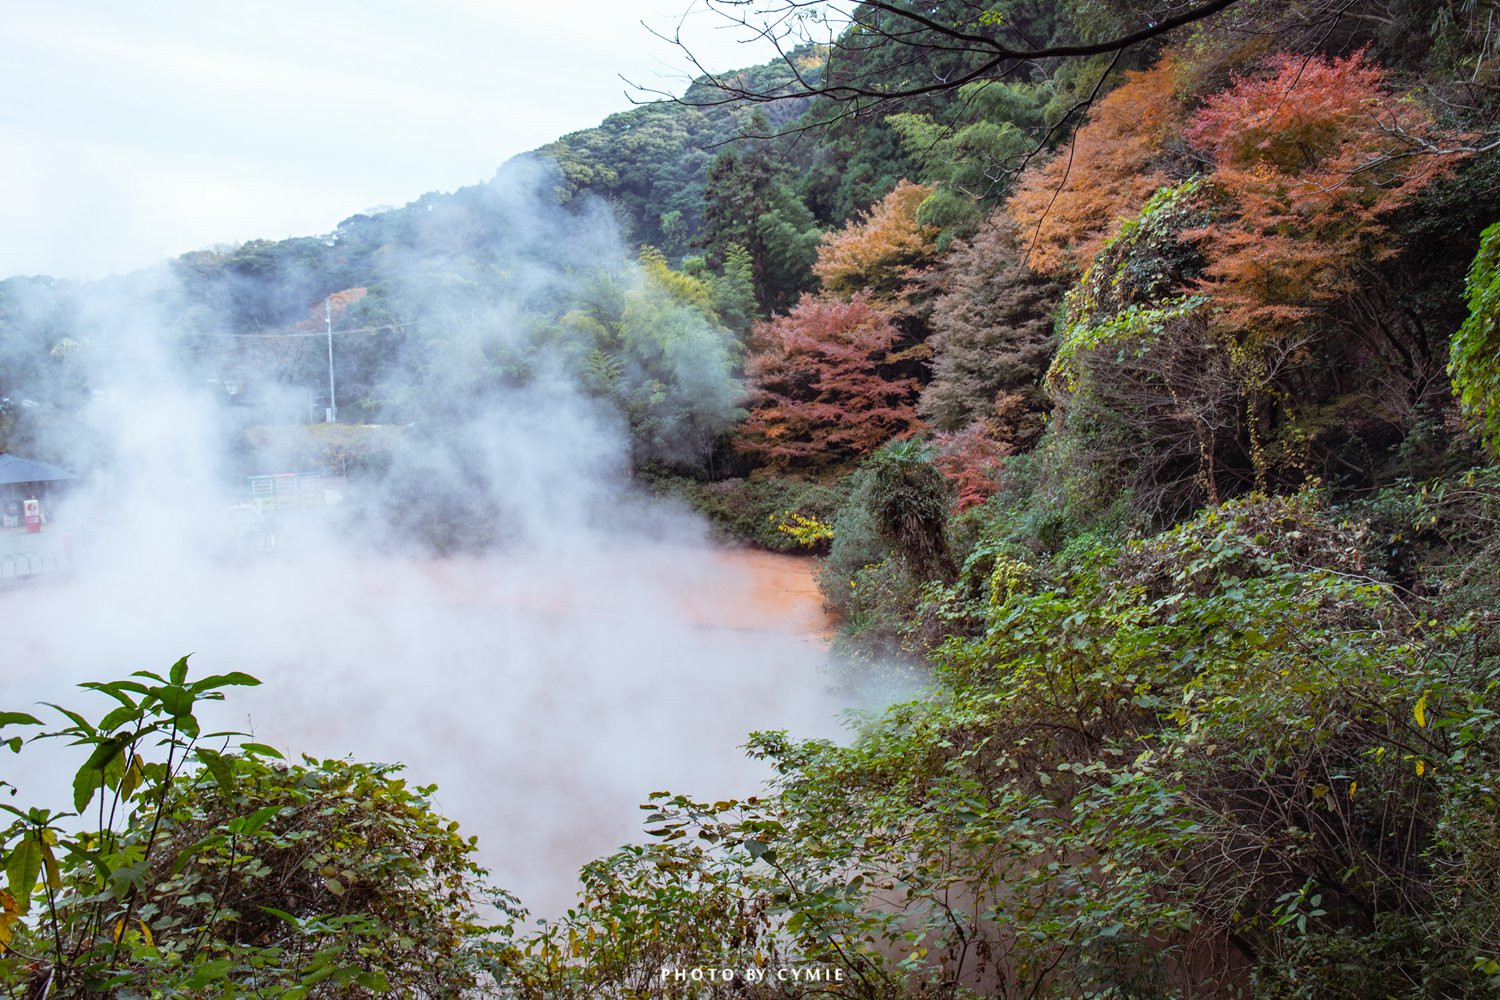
[2,545,837,918]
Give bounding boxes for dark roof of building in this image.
[0,454,76,486]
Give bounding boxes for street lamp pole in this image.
[325,296,337,423]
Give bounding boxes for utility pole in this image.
[324,296,337,423]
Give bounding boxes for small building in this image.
[0,454,76,528]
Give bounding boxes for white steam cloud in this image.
[0,161,842,917]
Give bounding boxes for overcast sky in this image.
[0,0,783,280]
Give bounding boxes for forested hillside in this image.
[4,0,1500,995]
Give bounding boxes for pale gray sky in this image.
[0,1,781,279]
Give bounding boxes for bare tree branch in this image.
[1021,47,1125,268]
[634,0,1245,113]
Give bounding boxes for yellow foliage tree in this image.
[813,179,941,310]
[638,245,717,318]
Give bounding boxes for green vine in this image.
[1049,295,1208,393]
[1450,218,1500,457]
[1048,179,1211,394]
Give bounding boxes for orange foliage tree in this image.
[813,179,941,309]
[1186,49,1448,342]
[735,293,921,469]
[1006,56,1188,276]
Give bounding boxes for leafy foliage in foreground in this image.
[0,659,511,997]
[506,487,1500,997]
[2,6,1499,996]
[812,180,941,311]
[10,479,1500,998]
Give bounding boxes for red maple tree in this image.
[735,293,922,469]
[1186,49,1448,340]
[932,422,1009,511]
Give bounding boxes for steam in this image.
[0,160,841,916]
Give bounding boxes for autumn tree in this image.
[919,213,1061,448]
[735,293,921,469]
[1179,50,1454,482]
[1186,49,1450,344]
[1006,54,1190,276]
[932,423,1009,511]
[812,179,941,309]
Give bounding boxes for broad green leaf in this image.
[262,905,302,927]
[74,734,132,810]
[97,705,140,733]
[78,682,139,710]
[183,958,235,988]
[235,805,283,837]
[73,765,104,814]
[40,842,60,891]
[0,712,42,728]
[157,686,193,717]
[194,671,260,691]
[109,859,148,898]
[193,748,235,795]
[102,746,127,790]
[81,733,132,773]
[5,836,42,913]
[169,656,190,686]
[42,702,94,734]
[119,757,143,801]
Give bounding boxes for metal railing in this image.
[0,550,73,581]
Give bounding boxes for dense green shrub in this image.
[0,660,511,997]
[862,440,955,583]
[503,486,1500,998]
[815,441,959,660]
[6,495,1499,997]
[1043,179,1254,524]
